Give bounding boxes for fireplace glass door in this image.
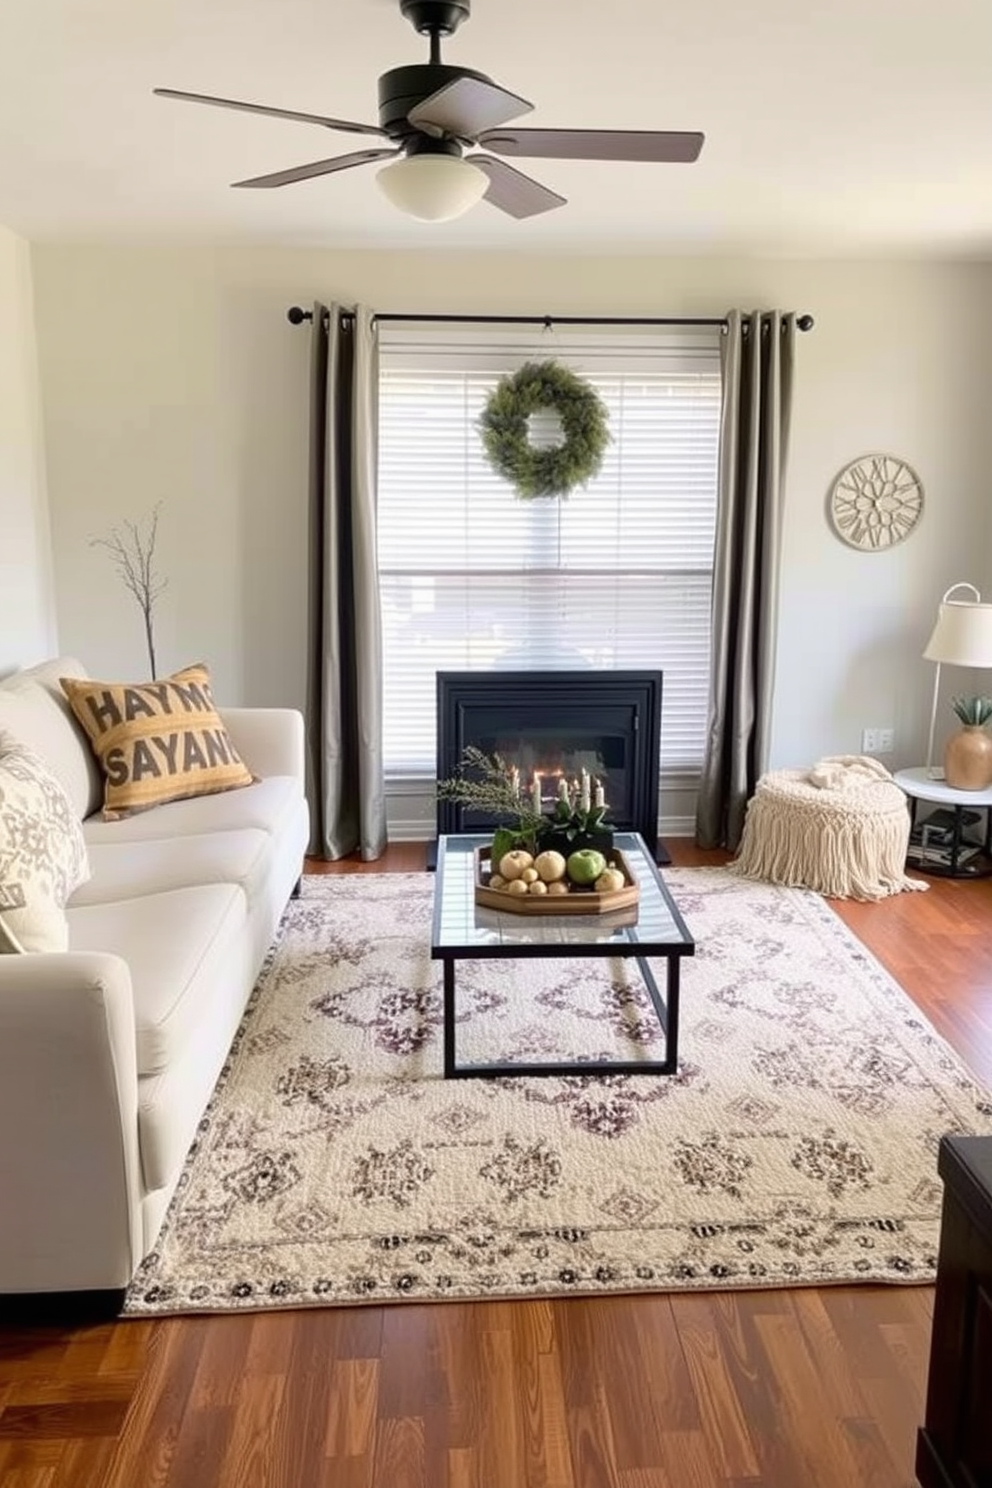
[436,671,663,858]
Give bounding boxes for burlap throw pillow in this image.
[60,663,254,821]
[0,733,91,953]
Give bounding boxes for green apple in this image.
[567,848,607,886]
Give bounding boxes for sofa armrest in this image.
[0,953,144,1293]
[218,707,305,784]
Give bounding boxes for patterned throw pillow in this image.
[60,663,255,821]
[0,733,91,953]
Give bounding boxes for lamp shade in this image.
[923,599,992,666]
[376,153,488,222]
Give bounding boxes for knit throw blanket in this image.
[808,754,898,792]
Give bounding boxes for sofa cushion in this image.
[61,663,255,821]
[0,658,102,820]
[66,883,248,1075]
[69,828,272,908]
[82,774,302,845]
[0,734,91,953]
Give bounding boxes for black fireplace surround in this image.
[435,670,666,863]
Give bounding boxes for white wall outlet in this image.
[861,727,894,754]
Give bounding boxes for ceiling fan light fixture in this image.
[376,152,487,221]
[156,0,705,222]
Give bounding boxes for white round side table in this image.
[893,767,992,878]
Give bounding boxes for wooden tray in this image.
[473,901,640,935]
[474,846,640,916]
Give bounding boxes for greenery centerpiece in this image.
[436,747,614,879]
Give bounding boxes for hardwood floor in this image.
[2,842,990,1487]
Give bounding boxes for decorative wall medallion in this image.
[827,454,924,551]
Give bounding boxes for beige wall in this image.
[29,245,992,830]
[0,225,55,673]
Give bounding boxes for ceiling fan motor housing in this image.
[400,1,470,36]
[377,63,490,138]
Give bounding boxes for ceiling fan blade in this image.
[477,128,705,163]
[408,76,532,139]
[154,88,386,139]
[471,155,566,219]
[232,148,400,189]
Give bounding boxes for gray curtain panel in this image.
[305,303,387,861]
[695,309,796,851]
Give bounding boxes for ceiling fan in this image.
[155,0,704,222]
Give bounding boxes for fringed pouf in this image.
[729,757,929,901]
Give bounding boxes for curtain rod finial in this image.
[287,305,312,326]
[797,314,814,331]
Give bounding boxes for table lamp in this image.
[923,582,992,776]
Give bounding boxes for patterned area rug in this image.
[125,869,992,1315]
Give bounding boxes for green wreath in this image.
[478,360,611,500]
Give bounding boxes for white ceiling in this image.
[3,0,992,254]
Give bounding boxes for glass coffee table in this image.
[431,832,695,1079]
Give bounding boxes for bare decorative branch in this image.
[90,504,168,677]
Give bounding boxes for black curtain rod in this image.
[286,307,815,332]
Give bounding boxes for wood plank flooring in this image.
[2,841,990,1487]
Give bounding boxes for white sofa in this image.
[0,658,310,1300]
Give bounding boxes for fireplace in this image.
[434,670,666,862]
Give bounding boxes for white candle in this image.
[531,774,542,814]
[557,776,570,803]
[511,765,521,796]
[594,782,606,809]
[580,768,591,813]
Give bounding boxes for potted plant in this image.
[944,696,992,790]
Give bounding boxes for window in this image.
[377,328,721,779]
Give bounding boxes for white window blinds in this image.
[377,329,721,778]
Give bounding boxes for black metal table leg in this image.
[633,954,667,1035]
[666,955,681,1068]
[442,958,456,1078]
[631,954,680,1075]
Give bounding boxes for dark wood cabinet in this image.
[917,1135,992,1488]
